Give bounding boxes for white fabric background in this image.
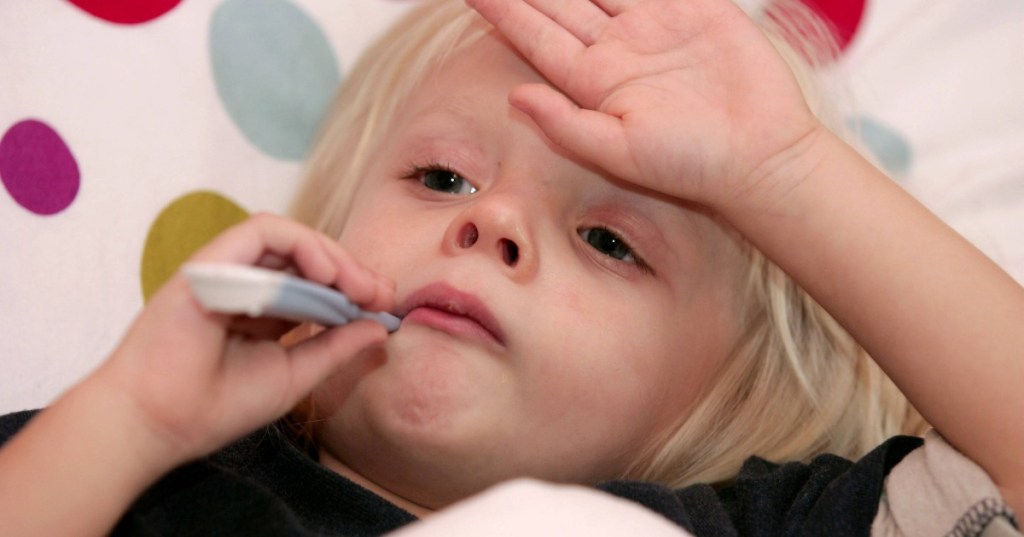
[1,0,1022,413]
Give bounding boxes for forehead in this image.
[407,29,544,114]
[386,30,558,183]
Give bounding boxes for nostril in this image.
[500,239,519,267]
[458,223,479,248]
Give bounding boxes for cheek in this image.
[371,335,479,427]
[335,328,514,444]
[551,284,584,312]
[523,291,676,420]
[531,287,720,430]
[338,203,417,276]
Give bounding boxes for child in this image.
[1,0,1021,535]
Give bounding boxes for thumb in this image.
[509,83,639,182]
[284,320,388,404]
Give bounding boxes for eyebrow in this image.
[392,100,498,172]
[405,101,483,134]
[398,103,486,148]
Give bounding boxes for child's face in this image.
[313,29,746,504]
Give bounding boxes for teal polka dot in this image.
[210,0,341,161]
[847,116,913,177]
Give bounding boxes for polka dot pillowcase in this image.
[2,0,1022,412]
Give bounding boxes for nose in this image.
[442,193,538,281]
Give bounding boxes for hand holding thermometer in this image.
[181,262,401,332]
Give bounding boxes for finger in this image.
[510,83,640,184]
[284,320,388,404]
[592,0,634,16]
[523,0,609,46]
[190,214,394,312]
[467,0,585,89]
[228,317,298,341]
[253,252,292,272]
[191,213,338,285]
[278,322,323,348]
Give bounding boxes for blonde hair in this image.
[290,0,925,488]
[623,0,927,487]
[291,0,485,237]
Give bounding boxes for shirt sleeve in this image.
[599,435,926,537]
[0,409,39,446]
[872,429,1021,537]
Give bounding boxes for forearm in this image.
[0,373,182,536]
[727,129,1024,512]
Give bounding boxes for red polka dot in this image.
[801,0,867,52]
[69,0,183,25]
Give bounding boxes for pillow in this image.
[2,0,1022,413]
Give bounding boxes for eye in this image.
[579,227,641,265]
[412,166,478,195]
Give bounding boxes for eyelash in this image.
[579,227,654,275]
[401,161,478,195]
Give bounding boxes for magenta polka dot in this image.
[0,120,81,216]
[69,0,183,25]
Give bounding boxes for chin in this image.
[327,392,515,509]
[317,330,526,498]
[357,330,505,430]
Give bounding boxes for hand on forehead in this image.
[466,0,821,216]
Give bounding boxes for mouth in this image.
[395,283,505,346]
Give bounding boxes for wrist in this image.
[79,367,198,476]
[0,375,187,536]
[717,122,836,225]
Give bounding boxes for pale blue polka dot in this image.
[210,0,341,161]
[847,116,913,177]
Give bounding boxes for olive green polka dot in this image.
[141,191,248,301]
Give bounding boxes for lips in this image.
[395,283,505,345]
